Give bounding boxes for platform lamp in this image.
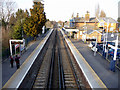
[104,19,109,59]
[105,19,110,59]
[102,22,106,58]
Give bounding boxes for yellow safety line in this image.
[70,40,107,88]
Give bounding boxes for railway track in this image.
[32,29,56,88]
[58,30,90,89]
[3,28,106,89]
[32,29,88,89]
[58,30,82,89]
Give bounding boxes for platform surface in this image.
[2,29,53,88]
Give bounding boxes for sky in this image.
[15,0,120,22]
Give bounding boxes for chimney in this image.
[85,11,90,22]
[72,13,74,19]
[76,13,79,18]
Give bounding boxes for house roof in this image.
[105,33,120,41]
[87,30,102,35]
[79,24,99,31]
[72,17,118,24]
[72,17,98,23]
[89,17,98,22]
[89,17,96,21]
[98,17,118,23]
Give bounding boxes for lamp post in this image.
[102,22,106,58]
[105,19,109,59]
[84,21,87,43]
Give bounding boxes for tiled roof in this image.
[89,17,98,22]
[98,17,118,23]
[89,17,96,21]
[87,30,102,35]
[87,30,94,34]
[73,17,98,23]
[102,33,120,43]
[73,17,118,23]
[79,24,99,31]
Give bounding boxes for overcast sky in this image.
[15,0,120,21]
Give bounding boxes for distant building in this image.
[97,17,118,32]
[69,11,119,33]
[58,21,64,27]
[70,11,99,30]
[64,21,70,28]
[45,21,53,29]
[69,13,75,28]
[86,30,102,43]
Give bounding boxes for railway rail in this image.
[32,29,88,89]
[58,30,82,89]
[3,28,106,89]
[32,30,56,88]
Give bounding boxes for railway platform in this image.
[71,39,120,88]
[2,29,53,88]
[61,28,120,88]
[3,28,118,89]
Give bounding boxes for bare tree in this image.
[0,0,17,22]
[1,0,17,50]
[0,0,5,20]
[95,4,100,18]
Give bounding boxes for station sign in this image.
[11,41,23,44]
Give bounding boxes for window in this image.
[110,27,113,31]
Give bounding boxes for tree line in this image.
[1,0,46,50]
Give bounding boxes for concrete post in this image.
[15,44,16,55]
[9,40,12,56]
